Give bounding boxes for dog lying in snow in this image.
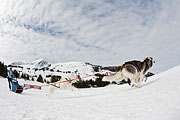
[102,57,155,88]
[48,74,79,97]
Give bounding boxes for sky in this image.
[0,0,180,72]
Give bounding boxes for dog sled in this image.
[11,80,23,93]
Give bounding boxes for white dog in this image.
[48,74,79,98]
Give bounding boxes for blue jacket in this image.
[8,71,15,79]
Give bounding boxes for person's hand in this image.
[12,78,17,82]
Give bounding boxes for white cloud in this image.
[0,0,180,72]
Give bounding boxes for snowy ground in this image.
[0,65,180,120]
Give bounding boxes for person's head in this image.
[9,68,12,71]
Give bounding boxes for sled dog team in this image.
[48,57,155,96]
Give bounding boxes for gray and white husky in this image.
[102,57,155,88]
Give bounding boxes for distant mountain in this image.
[10,62,26,66]
[31,58,50,68]
[8,59,114,83]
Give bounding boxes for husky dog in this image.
[48,74,79,98]
[102,57,155,88]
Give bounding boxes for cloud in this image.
[0,0,180,72]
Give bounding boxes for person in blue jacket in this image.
[7,68,15,90]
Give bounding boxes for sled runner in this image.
[24,84,41,90]
[11,80,23,93]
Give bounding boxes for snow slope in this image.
[0,65,180,120]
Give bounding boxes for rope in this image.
[41,64,123,87]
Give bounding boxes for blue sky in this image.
[0,0,180,72]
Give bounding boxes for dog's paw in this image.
[133,84,141,88]
[144,78,148,82]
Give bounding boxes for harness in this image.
[65,78,72,83]
[143,62,150,74]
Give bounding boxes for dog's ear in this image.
[147,58,154,67]
[144,57,149,61]
[145,57,154,63]
[148,57,155,64]
[147,57,153,60]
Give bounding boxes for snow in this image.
[8,60,98,82]
[31,58,49,68]
[0,0,180,119]
[0,65,180,120]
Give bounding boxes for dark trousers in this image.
[8,78,12,90]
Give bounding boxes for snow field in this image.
[0,65,180,120]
